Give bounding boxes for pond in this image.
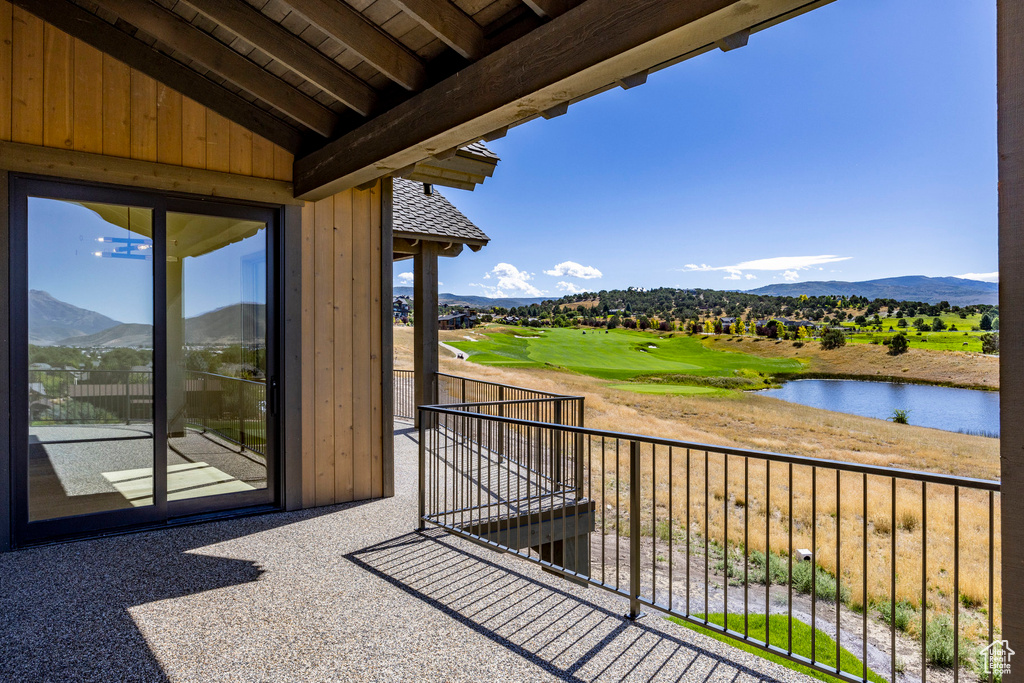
[759,379,1000,437]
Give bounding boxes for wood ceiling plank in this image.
[389,0,483,59]
[286,0,427,91]
[520,0,573,19]
[182,0,378,112]
[89,0,343,133]
[12,0,306,151]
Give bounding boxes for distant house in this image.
[393,296,411,321]
[757,317,818,331]
[439,313,472,330]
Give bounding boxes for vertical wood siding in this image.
[301,185,385,507]
[0,1,292,181]
[1,2,388,507]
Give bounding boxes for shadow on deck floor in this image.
[0,424,807,682]
[347,527,798,682]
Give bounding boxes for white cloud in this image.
[556,281,586,294]
[543,261,603,279]
[396,272,414,284]
[681,255,852,281]
[956,271,998,283]
[470,262,544,297]
[744,274,757,280]
[684,253,851,278]
[783,270,800,282]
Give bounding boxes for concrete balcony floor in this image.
[0,424,811,682]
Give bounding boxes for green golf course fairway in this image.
[448,327,801,381]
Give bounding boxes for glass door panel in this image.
[166,212,268,503]
[26,198,155,521]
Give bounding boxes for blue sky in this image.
[29,199,264,324]
[396,0,997,300]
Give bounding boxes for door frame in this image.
[7,174,283,546]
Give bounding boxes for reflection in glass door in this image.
[166,211,269,504]
[25,198,156,521]
[13,179,278,544]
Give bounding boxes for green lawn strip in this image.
[448,327,801,381]
[667,613,887,683]
[607,384,727,396]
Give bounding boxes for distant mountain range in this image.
[746,276,997,306]
[393,287,547,309]
[30,291,267,348]
[29,290,123,345]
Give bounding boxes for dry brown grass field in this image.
[708,336,998,389]
[395,326,1001,635]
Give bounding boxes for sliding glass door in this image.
[165,205,272,512]
[11,179,277,543]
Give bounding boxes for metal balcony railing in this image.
[392,370,580,422]
[418,395,1002,683]
[29,368,266,456]
[184,371,267,456]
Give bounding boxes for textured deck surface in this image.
[0,424,812,682]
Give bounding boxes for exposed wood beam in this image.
[11,0,304,152]
[616,71,648,89]
[393,237,422,255]
[521,0,575,19]
[286,0,427,91]
[390,0,485,60]
[181,0,378,115]
[393,236,468,258]
[397,171,477,191]
[0,140,302,205]
[715,28,750,51]
[296,0,833,199]
[540,102,568,119]
[90,0,342,134]
[482,126,508,141]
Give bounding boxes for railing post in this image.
[575,398,585,501]
[417,408,427,531]
[627,440,644,620]
[497,385,505,461]
[553,400,563,486]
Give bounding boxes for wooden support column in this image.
[999,0,1023,668]
[413,241,438,425]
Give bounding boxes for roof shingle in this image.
[393,178,490,246]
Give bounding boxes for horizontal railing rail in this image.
[419,401,1002,683]
[421,405,1000,491]
[393,369,582,423]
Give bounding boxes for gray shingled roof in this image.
[459,141,500,160]
[393,178,490,247]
